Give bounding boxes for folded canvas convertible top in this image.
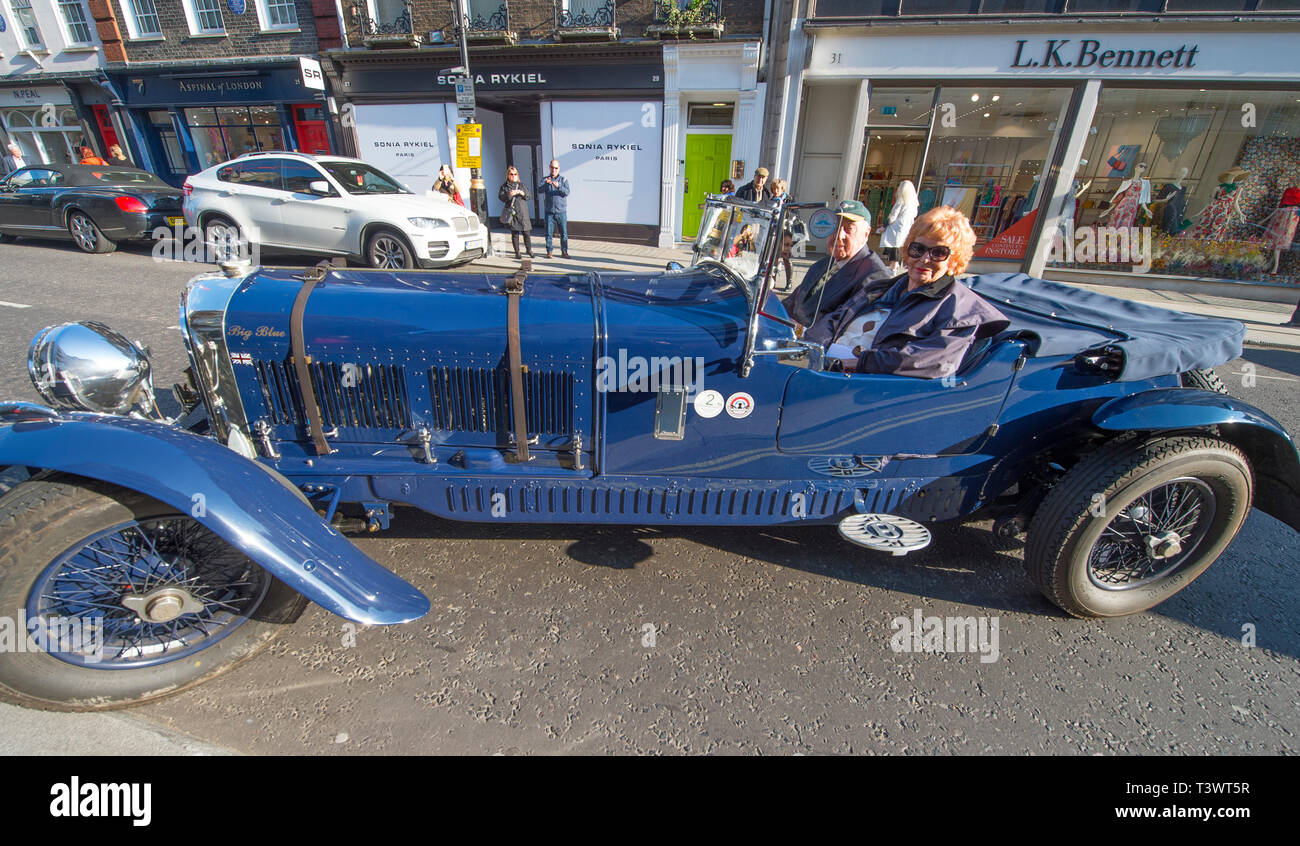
[965,272,1246,382]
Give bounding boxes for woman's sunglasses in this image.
[906,242,952,261]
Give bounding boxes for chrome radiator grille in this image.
[427,366,574,435]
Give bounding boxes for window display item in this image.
[1182,167,1249,242]
[1152,168,1189,234]
[1101,162,1151,229]
[1263,186,1299,274]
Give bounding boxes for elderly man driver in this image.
[786,199,895,330]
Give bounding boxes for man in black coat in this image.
[785,199,895,329]
[734,167,773,203]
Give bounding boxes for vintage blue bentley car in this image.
[1,196,1296,710]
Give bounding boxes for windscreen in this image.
[318,161,410,195]
[693,199,776,286]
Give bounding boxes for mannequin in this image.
[877,179,919,270]
[1183,166,1249,241]
[1150,167,1189,234]
[1100,161,1151,228]
[1057,159,1092,241]
[1262,186,1300,275]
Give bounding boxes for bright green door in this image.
[682,134,732,241]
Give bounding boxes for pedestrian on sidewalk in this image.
[1,142,24,177]
[434,164,466,207]
[538,159,570,259]
[499,165,533,260]
[79,146,108,166]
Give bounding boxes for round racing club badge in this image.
[808,208,839,240]
[725,391,754,419]
[693,389,724,419]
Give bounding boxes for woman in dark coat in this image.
[499,165,533,259]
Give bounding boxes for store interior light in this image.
[970,94,980,102]
[983,112,990,118]
[991,95,1000,102]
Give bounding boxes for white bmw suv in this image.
[183,152,488,268]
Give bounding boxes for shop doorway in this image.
[292,104,331,155]
[510,144,540,220]
[682,134,731,241]
[858,128,928,237]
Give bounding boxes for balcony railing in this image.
[462,1,516,43]
[555,0,618,40]
[349,0,419,48]
[648,0,724,39]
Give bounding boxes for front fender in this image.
[0,409,430,624]
[1093,388,1300,533]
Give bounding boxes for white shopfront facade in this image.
[780,24,1300,287]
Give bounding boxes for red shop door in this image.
[91,105,120,149]
[293,104,332,155]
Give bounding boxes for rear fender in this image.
[0,408,430,624]
[1093,388,1300,532]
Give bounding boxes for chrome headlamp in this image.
[28,322,155,415]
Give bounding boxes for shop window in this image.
[58,0,94,45]
[10,0,44,49]
[186,0,226,35]
[122,0,163,38]
[1,105,86,165]
[978,0,1062,11]
[1065,0,1161,11]
[1164,0,1258,9]
[148,111,188,176]
[1049,87,1300,284]
[256,0,299,30]
[687,103,734,127]
[858,86,1069,258]
[900,0,980,13]
[812,0,898,15]
[185,106,284,168]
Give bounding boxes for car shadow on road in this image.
[1241,348,1300,379]
[379,506,1055,617]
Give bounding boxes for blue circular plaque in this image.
[0,14,7,33]
[227,0,246,14]
[808,208,839,240]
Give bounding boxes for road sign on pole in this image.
[455,123,482,169]
[454,76,476,120]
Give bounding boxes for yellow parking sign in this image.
[455,123,482,169]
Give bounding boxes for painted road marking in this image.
[0,300,32,309]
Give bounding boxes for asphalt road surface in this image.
[1,238,1297,755]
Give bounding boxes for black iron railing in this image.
[465,1,510,33]
[349,0,416,43]
[556,0,616,31]
[652,0,723,26]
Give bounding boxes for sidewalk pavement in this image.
[481,231,1300,351]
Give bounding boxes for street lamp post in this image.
[452,0,488,234]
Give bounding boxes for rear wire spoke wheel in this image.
[0,475,307,711]
[68,211,116,254]
[1026,436,1251,618]
[365,230,415,269]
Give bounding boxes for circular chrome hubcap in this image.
[70,215,96,250]
[1088,478,1215,590]
[372,237,407,268]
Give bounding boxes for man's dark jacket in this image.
[785,243,893,328]
[734,180,772,203]
[805,273,1011,379]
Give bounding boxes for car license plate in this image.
[465,239,482,250]
[167,216,185,227]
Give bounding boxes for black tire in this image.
[203,215,244,263]
[1181,369,1228,394]
[1026,436,1252,618]
[0,475,307,711]
[365,228,415,269]
[67,210,116,254]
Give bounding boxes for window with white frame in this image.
[123,0,163,38]
[187,0,226,35]
[10,0,44,49]
[257,0,299,30]
[58,0,95,45]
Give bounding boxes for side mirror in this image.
[0,183,12,193]
[665,261,684,271]
[789,219,809,245]
[308,180,332,196]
